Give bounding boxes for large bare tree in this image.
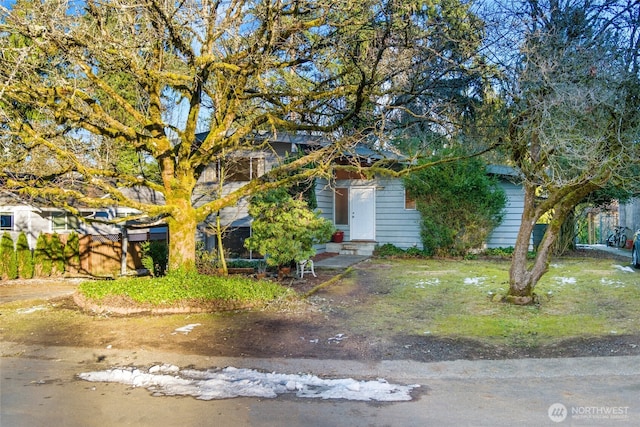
[485,0,640,303]
[0,0,491,271]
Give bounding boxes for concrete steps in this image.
[325,241,376,256]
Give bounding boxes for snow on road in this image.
[78,364,419,401]
[172,323,202,335]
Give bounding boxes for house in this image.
[317,146,423,256]
[194,132,327,257]
[198,135,529,257]
[191,134,423,257]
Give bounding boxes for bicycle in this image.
[606,225,629,248]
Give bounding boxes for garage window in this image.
[0,212,13,230]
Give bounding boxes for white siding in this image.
[315,178,333,222]
[485,180,529,248]
[5,206,43,248]
[318,178,422,250]
[374,179,422,249]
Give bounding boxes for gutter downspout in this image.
[120,225,128,276]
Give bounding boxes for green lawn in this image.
[344,257,640,347]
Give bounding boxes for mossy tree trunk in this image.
[162,165,198,272]
[507,182,598,304]
[553,210,577,256]
[165,213,197,272]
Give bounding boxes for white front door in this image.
[350,187,375,240]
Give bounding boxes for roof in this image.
[487,165,522,180]
[350,145,409,162]
[196,130,408,161]
[117,186,166,205]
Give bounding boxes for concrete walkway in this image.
[579,243,632,259]
[0,278,82,304]
[313,254,369,269]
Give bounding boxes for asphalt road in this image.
[1,342,639,426]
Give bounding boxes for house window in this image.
[405,189,416,210]
[51,212,80,231]
[0,212,13,230]
[226,157,263,181]
[200,164,218,183]
[94,211,110,220]
[335,187,349,225]
[84,211,110,221]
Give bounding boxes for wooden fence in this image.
[77,233,164,277]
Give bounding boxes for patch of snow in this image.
[328,333,347,343]
[149,364,180,374]
[78,365,419,402]
[600,278,625,288]
[414,278,440,288]
[554,277,576,286]
[463,277,485,286]
[16,305,46,314]
[614,265,635,273]
[172,323,202,335]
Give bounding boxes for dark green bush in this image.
[374,243,407,258]
[16,232,33,279]
[483,246,536,259]
[64,232,80,273]
[405,246,427,257]
[404,156,506,257]
[0,232,17,279]
[227,259,260,268]
[34,234,52,277]
[50,233,65,275]
[374,243,428,258]
[484,246,515,257]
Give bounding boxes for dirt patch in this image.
[2,248,640,362]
